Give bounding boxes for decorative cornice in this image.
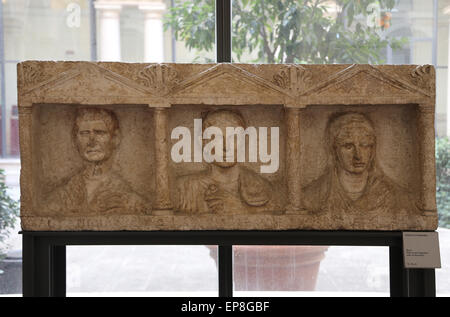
[171,63,291,97]
[410,65,435,94]
[272,65,313,93]
[18,62,435,101]
[301,64,432,97]
[137,64,179,95]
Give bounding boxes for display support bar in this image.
[21,231,436,297]
[218,245,233,297]
[50,245,66,297]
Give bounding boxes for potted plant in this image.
[207,245,328,291]
[0,168,20,293]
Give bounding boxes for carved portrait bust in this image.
[302,112,418,217]
[175,109,284,214]
[42,108,151,215]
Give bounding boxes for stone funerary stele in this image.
[17,62,437,231]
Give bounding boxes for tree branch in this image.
[259,5,274,63]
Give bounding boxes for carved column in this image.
[139,2,166,63]
[285,107,304,214]
[417,103,437,215]
[153,107,172,214]
[18,103,33,216]
[95,2,122,61]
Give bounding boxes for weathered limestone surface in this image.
[18,61,438,231]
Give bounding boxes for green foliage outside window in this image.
[164,0,406,63]
[0,169,19,262]
[437,138,450,229]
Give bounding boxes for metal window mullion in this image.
[216,0,233,297]
[216,0,232,63]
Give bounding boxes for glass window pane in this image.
[231,0,433,64]
[4,0,91,61]
[437,228,450,296]
[67,245,218,296]
[233,245,389,297]
[230,0,449,297]
[5,62,18,158]
[164,0,216,62]
[0,0,216,297]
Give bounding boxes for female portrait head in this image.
[326,112,376,175]
[201,109,246,168]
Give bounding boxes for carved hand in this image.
[204,184,245,214]
[92,191,127,213]
[204,184,225,213]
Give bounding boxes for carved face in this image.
[334,125,375,174]
[203,112,243,168]
[76,120,117,162]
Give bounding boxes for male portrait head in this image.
[73,108,120,164]
[43,107,150,215]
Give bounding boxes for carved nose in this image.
[354,147,362,160]
[87,134,96,145]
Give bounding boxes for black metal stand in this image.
[21,230,436,297]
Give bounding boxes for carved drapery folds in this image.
[17,62,437,231]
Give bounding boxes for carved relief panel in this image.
[18,62,437,231]
[33,105,154,217]
[299,106,422,229]
[169,105,286,215]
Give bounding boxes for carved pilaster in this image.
[18,103,33,217]
[153,107,173,214]
[417,103,437,215]
[285,107,305,214]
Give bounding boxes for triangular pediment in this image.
[172,64,291,98]
[303,64,430,97]
[20,62,156,97]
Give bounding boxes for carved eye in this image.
[79,131,89,136]
[94,130,108,135]
[344,143,353,150]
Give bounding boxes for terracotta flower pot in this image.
[207,245,328,291]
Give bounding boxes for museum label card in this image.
[402,232,441,269]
